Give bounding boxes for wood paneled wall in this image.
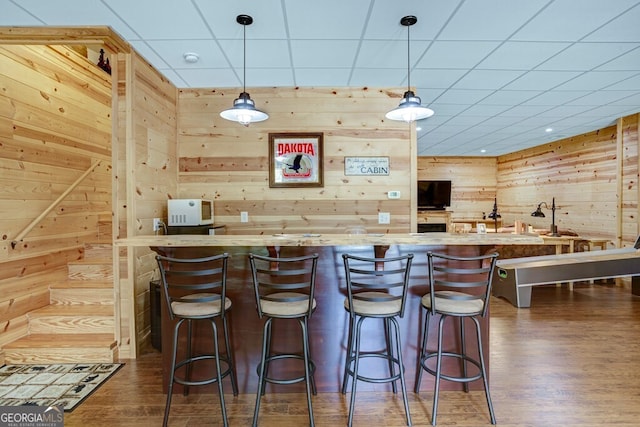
[417,156,498,221]
[497,113,638,246]
[114,51,178,357]
[177,87,413,235]
[0,44,112,348]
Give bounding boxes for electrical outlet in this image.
[153,218,162,232]
[378,212,390,224]
[240,211,249,223]
[388,190,401,199]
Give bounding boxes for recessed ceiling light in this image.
[545,127,553,133]
[416,126,422,131]
[480,149,486,153]
[183,52,199,63]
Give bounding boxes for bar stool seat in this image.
[156,253,238,427]
[341,253,414,427]
[415,251,498,426]
[249,253,319,427]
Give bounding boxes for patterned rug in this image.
[0,363,123,412]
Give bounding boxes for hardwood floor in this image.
[65,282,640,426]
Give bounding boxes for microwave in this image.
[167,199,214,226]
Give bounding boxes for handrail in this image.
[11,160,102,249]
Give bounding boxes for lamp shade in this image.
[386,91,435,123]
[219,92,268,126]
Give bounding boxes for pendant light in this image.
[385,15,434,123]
[220,14,268,126]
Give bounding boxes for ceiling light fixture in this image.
[220,14,268,126]
[183,52,199,63]
[386,15,434,123]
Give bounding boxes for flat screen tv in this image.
[417,180,452,210]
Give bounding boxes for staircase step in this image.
[28,305,114,334]
[68,258,113,281]
[50,286,113,306]
[2,334,118,364]
[84,243,113,259]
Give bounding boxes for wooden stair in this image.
[2,243,118,364]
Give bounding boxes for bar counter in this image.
[114,231,544,248]
[115,232,543,394]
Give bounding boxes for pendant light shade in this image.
[220,14,268,126]
[386,16,434,123]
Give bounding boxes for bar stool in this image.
[414,251,499,425]
[156,253,238,427]
[341,253,414,427]
[249,253,319,427]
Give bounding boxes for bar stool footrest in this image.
[345,353,404,384]
[173,355,235,387]
[419,351,482,383]
[257,353,316,386]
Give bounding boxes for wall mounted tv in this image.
[417,180,452,210]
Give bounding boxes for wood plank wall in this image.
[417,156,498,222]
[0,44,112,348]
[496,113,638,246]
[114,51,178,357]
[177,87,413,235]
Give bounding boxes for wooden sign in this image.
[344,157,389,176]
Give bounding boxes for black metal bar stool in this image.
[156,253,238,427]
[341,253,414,427]
[249,252,319,427]
[414,251,498,425]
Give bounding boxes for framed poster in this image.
[269,133,323,188]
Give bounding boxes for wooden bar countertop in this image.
[114,232,544,247]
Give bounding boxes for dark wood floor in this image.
[65,282,640,426]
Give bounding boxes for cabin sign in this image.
[344,157,390,176]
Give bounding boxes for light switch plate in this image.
[378,212,390,224]
[240,211,249,223]
[388,190,401,199]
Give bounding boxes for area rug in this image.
[0,363,123,412]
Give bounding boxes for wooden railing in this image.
[11,160,102,249]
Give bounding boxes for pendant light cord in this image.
[243,22,247,94]
[406,21,411,91]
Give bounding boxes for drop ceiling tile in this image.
[146,40,227,68]
[433,89,495,104]
[512,0,640,41]
[105,0,212,39]
[0,0,46,24]
[356,40,410,68]
[290,40,359,68]
[554,70,639,90]
[499,105,554,117]
[478,41,571,70]
[565,90,636,106]
[503,70,583,90]
[604,74,640,90]
[156,69,188,87]
[462,104,512,116]
[476,90,542,105]
[608,92,640,105]
[438,0,549,40]
[9,0,138,39]
[177,68,239,88]
[246,68,294,87]
[521,90,592,105]
[597,46,640,71]
[193,0,287,38]
[453,70,526,90]
[536,42,640,71]
[413,69,469,90]
[218,39,291,68]
[129,41,171,69]
[366,0,462,39]
[583,3,640,42]
[284,0,371,39]
[426,103,473,116]
[535,104,603,118]
[349,68,404,87]
[296,68,352,86]
[417,41,502,69]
